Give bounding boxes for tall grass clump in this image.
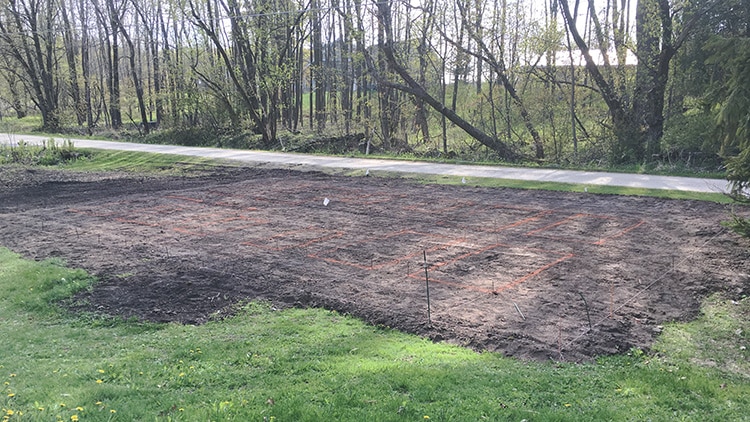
[0,138,87,166]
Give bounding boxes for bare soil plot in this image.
[1,166,748,361]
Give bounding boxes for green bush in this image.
[661,110,722,167]
[0,138,85,166]
[141,127,264,149]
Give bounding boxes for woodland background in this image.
[0,0,748,176]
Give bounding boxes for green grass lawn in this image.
[0,248,748,421]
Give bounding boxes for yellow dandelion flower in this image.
[178,372,185,377]
[96,379,103,384]
[564,403,572,407]
[6,410,14,416]
[76,406,84,411]
[95,402,102,406]
[110,409,116,414]
[60,403,66,408]
[7,393,14,398]
[38,407,44,411]
[3,382,8,385]
[71,415,79,422]
[424,416,430,420]
[178,408,184,412]
[9,374,15,378]
[98,369,105,374]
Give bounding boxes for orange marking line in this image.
[113,217,160,227]
[166,195,204,203]
[215,215,267,224]
[409,251,574,294]
[525,213,587,236]
[131,205,185,216]
[248,195,306,206]
[67,208,116,218]
[593,220,646,245]
[336,195,391,206]
[214,202,260,211]
[172,218,270,237]
[173,227,199,235]
[485,203,542,212]
[525,211,644,245]
[489,210,552,233]
[289,231,345,251]
[496,253,575,293]
[309,230,465,270]
[241,228,344,251]
[424,242,508,271]
[402,201,477,213]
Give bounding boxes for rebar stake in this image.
[578,292,593,330]
[423,250,431,325]
[513,302,525,321]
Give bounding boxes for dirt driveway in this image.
[1,165,748,361]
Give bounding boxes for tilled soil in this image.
[1,165,748,361]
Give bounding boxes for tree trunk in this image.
[79,0,94,133]
[311,0,326,132]
[60,3,84,126]
[0,0,61,130]
[559,0,706,163]
[376,7,401,150]
[374,0,519,160]
[93,0,123,130]
[110,0,149,134]
[455,0,544,159]
[415,5,432,145]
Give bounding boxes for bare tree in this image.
[105,0,149,133]
[372,0,520,160]
[0,0,62,130]
[446,0,545,159]
[558,0,715,161]
[59,0,84,126]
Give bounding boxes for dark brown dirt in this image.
[1,165,748,361]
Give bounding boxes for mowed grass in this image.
[0,248,748,421]
[398,173,734,203]
[59,148,733,203]
[66,149,239,174]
